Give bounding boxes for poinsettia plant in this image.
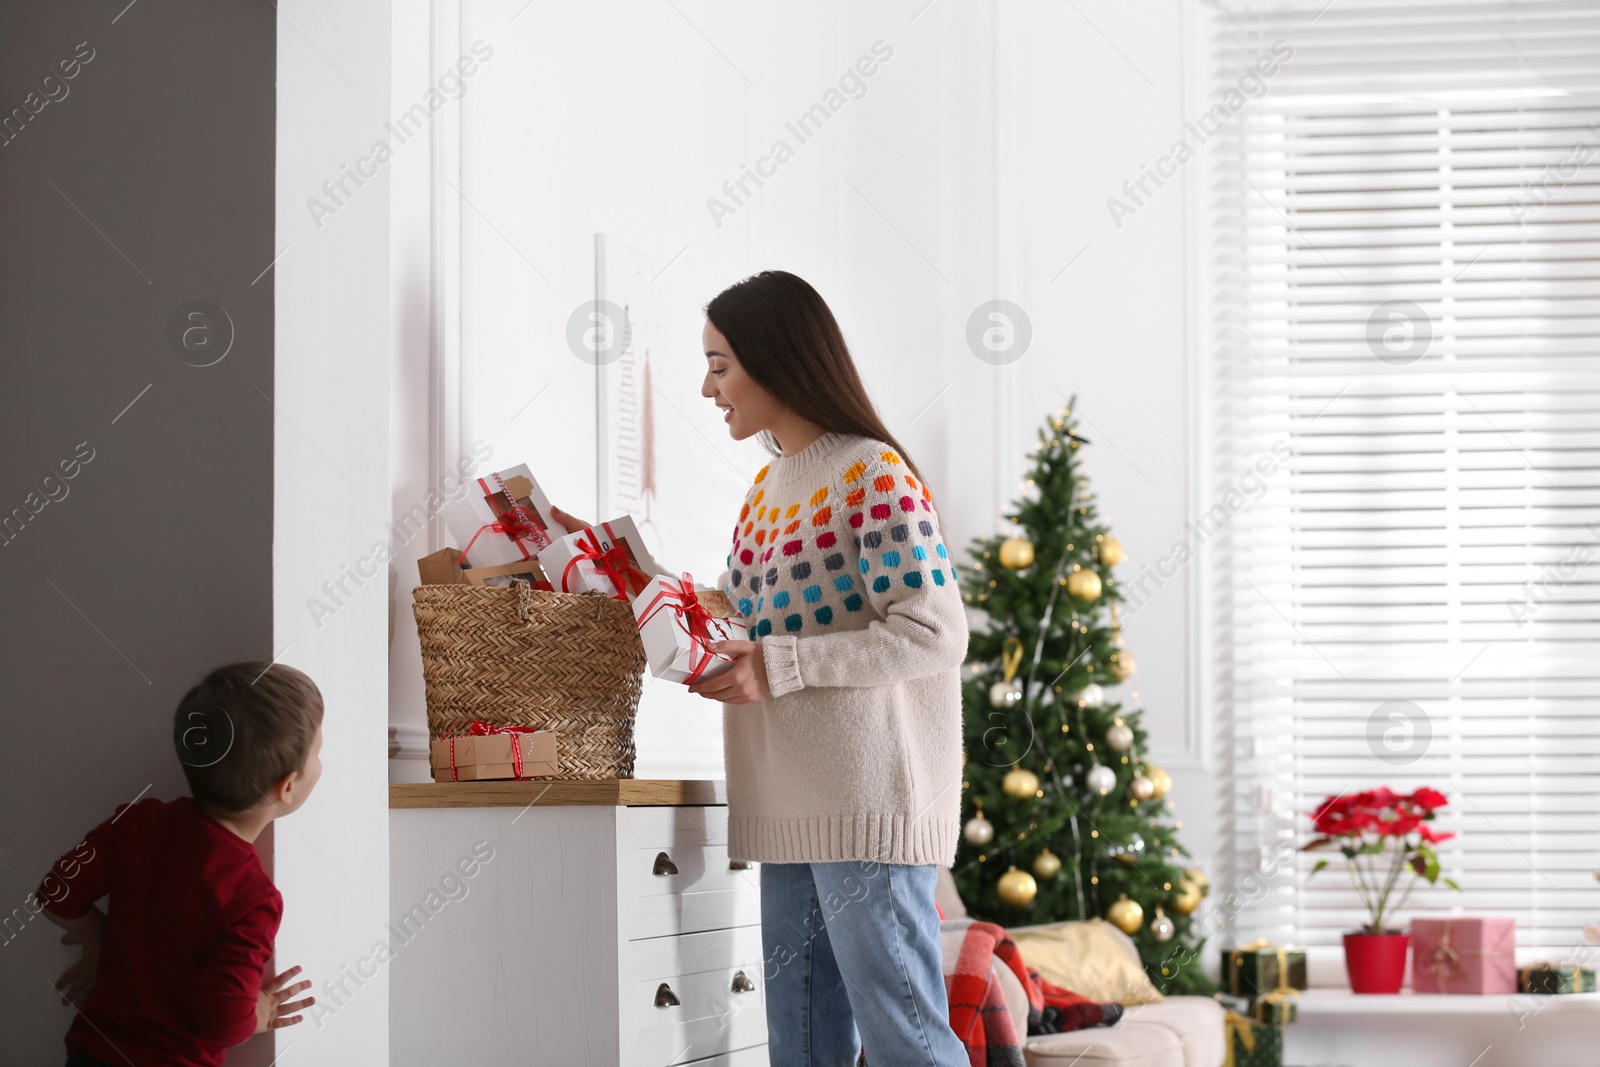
[1304,787,1460,934]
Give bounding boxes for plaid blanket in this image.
[942,918,1121,1067]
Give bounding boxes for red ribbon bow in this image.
[559,523,651,601]
[636,572,737,684]
[447,721,546,781]
[459,473,552,565]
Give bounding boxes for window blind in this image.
[1211,0,1600,956]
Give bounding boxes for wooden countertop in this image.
[389,778,726,809]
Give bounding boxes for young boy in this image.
[37,662,325,1067]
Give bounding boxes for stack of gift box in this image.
[418,461,748,782]
[1216,941,1307,1067]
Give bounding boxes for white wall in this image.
[385,0,1226,932]
[275,1,392,1061]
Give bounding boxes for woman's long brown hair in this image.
[705,270,945,536]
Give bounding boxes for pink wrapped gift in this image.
[1411,916,1516,994]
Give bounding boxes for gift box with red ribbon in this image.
[1411,916,1517,994]
[633,572,748,684]
[428,721,558,782]
[538,515,660,600]
[446,464,560,568]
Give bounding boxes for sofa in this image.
[935,869,1225,1067]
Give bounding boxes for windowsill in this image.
[1294,988,1600,1014]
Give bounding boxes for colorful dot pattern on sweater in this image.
[722,446,958,639]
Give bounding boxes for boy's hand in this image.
[686,640,770,705]
[255,965,315,1033]
[549,505,592,535]
[52,906,105,1007]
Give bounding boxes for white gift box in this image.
[633,573,747,684]
[537,515,663,599]
[443,464,559,567]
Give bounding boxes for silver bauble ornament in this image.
[1073,683,1105,708]
[963,814,995,846]
[1086,763,1117,796]
[1105,722,1134,751]
[1150,905,1175,942]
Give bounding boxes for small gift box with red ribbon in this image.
[633,572,748,684]
[538,515,661,601]
[428,721,558,782]
[1411,916,1517,994]
[447,464,560,569]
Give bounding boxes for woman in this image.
[556,270,969,1066]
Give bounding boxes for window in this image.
[1211,0,1600,956]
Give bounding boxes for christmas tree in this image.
[953,401,1214,995]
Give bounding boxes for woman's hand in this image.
[51,907,106,1007]
[255,965,315,1033]
[687,640,770,704]
[549,505,592,535]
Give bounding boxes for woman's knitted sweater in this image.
[715,430,970,867]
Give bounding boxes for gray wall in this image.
[0,2,276,1063]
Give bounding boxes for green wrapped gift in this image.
[1249,990,1298,1025]
[1224,1011,1282,1067]
[1222,939,1309,999]
[1519,962,1597,995]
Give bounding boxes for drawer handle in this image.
[728,859,752,871]
[654,982,680,1007]
[731,970,755,993]
[653,852,678,876]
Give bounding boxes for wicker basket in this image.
[411,582,647,780]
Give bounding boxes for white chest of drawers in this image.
[390,780,768,1067]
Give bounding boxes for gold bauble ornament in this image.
[1098,536,1126,567]
[1147,765,1172,800]
[1066,569,1103,602]
[999,536,1035,570]
[1183,867,1210,891]
[1150,905,1175,942]
[989,680,1023,708]
[1106,893,1144,935]
[1129,774,1155,801]
[1033,848,1062,880]
[997,866,1038,907]
[1171,878,1202,915]
[1108,650,1136,680]
[1002,765,1040,799]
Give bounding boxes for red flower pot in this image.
[1344,932,1410,994]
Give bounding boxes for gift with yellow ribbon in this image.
[1221,939,1308,1001]
[1222,1009,1282,1067]
[1518,961,1597,995]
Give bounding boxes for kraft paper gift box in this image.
[1411,916,1517,994]
[417,547,469,585]
[416,547,554,591]
[633,573,748,684]
[1518,962,1596,995]
[429,725,557,782]
[537,515,662,600]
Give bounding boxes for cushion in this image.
[1024,1022,1184,1067]
[1011,920,1165,1005]
[1123,996,1225,1067]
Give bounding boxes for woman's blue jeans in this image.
[760,860,969,1066]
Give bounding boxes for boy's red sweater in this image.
[39,796,281,1067]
